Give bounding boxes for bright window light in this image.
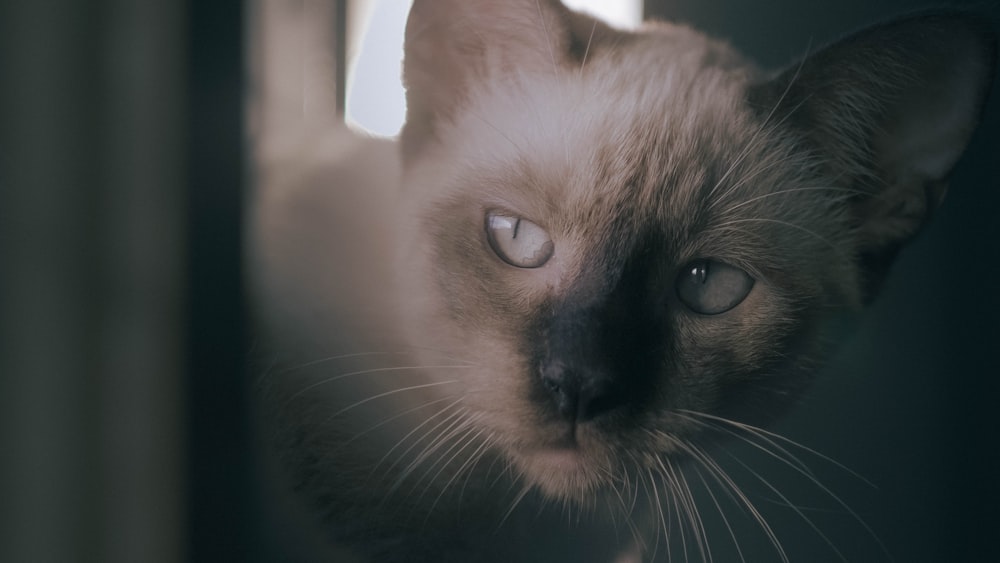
[346,0,644,137]
[562,0,642,30]
[345,0,412,138]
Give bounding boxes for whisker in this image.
[678,439,790,563]
[713,217,843,254]
[372,398,464,477]
[677,410,893,561]
[662,455,711,563]
[664,465,690,563]
[709,148,814,212]
[391,408,476,493]
[579,19,598,79]
[607,466,644,551]
[640,465,664,562]
[286,364,472,405]
[717,185,864,215]
[487,452,513,491]
[626,453,642,519]
[674,412,817,480]
[412,420,486,505]
[498,483,533,529]
[432,431,495,514]
[691,464,747,563]
[732,432,892,560]
[251,352,281,385]
[458,433,497,502]
[705,54,809,202]
[534,0,560,78]
[321,380,460,424]
[271,344,479,376]
[469,110,527,157]
[726,453,849,563]
[340,395,456,448]
[678,410,877,488]
[272,351,401,376]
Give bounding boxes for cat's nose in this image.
[539,361,620,422]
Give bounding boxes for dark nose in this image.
[539,361,621,422]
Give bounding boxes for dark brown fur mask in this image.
[396,0,993,502]
[257,1,994,561]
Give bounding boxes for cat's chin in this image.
[512,443,610,501]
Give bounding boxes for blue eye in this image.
[676,260,754,315]
[486,212,554,268]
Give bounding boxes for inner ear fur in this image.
[750,11,996,299]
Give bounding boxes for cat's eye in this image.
[485,212,554,268]
[676,260,754,315]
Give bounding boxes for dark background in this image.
[0,0,995,561]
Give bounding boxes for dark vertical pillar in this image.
[186,1,254,561]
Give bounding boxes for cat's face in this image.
[395,0,994,501]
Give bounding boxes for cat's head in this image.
[394,0,994,501]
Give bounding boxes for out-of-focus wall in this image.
[0,2,187,562]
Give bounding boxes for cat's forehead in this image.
[441,38,757,227]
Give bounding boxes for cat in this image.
[248,1,995,561]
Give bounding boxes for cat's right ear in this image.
[750,11,996,301]
[400,0,615,161]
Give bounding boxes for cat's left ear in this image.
[750,11,996,297]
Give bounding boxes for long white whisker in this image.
[435,431,494,512]
[661,456,711,563]
[458,433,497,502]
[374,398,464,476]
[498,484,533,529]
[323,380,460,422]
[677,410,877,487]
[640,465,665,562]
[607,465,644,553]
[726,453,849,562]
[287,365,471,404]
[413,420,486,505]
[392,409,475,493]
[579,19,598,79]
[674,412,817,480]
[341,395,456,448]
[534,0,560,78]
[691,464,747,563]
[270,346,478,377]
[679,440,790,563]
[273,351,393,375]
[717,185,864,215]
[469,110,526,157]
[414,427,486,522]
[709,149,812,211]
[663,465,689,563]
[705,54,809,202]
[714,217,842,253]
[679,411,891,560]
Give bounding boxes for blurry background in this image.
[1,0,996,561]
